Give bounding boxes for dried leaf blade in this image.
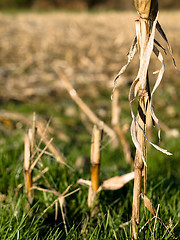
[101,172,134,190]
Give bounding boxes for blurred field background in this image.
[0,1,180,239]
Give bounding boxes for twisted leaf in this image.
[112,36,137,99]
[156,21,176,67]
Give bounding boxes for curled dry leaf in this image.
[77,178,91,187]
[101,172,134,190]
[77,172,134,192]
[112,36,137,99]
[141,193,156,216]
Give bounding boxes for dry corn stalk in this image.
[88,125,103,208]
[133,0,158,20]
[78,126,134,208]
[131,17,150,238]
[24,113,36,202]
[24,132,33,202]
[24,113,54,202]
[113,0,175,238]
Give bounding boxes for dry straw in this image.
[54,67,116,140]
[32,185,80,235]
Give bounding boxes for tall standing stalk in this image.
[113,0,175,238]
[131,1,159,237]
[131,17,150,238]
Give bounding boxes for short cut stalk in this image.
[88,125,103,208]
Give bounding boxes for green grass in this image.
[0,86,179,239]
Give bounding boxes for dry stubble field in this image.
[0,10,180,239]
[0,11,179,105]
